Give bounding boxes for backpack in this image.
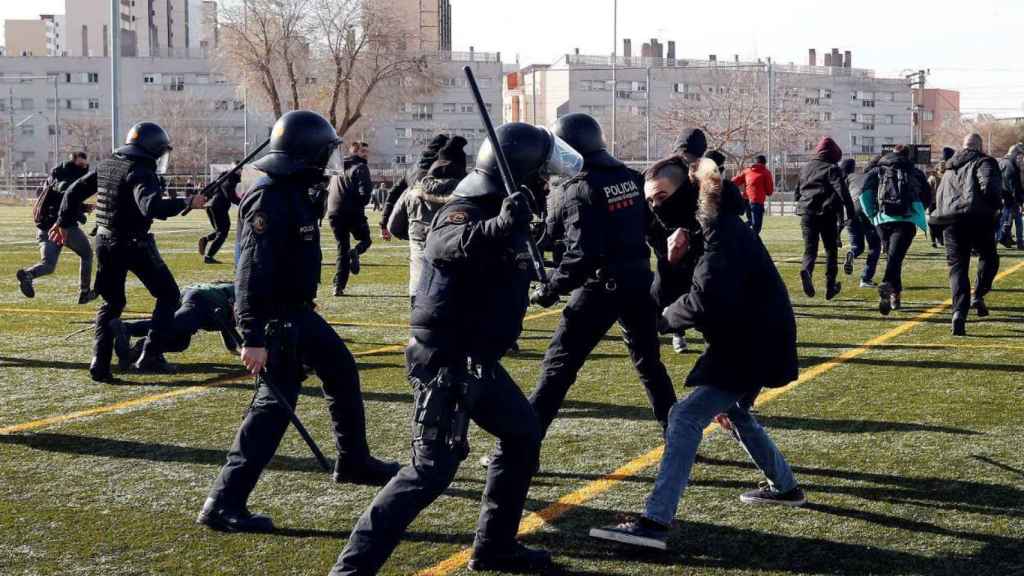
[32,179,62,229]
[878,165,918,216]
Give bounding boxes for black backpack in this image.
[878,165,919,216]
[32,180,63,229]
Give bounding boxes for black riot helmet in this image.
[117,122,172,172]
[552,113,606,157]
[463,122,582,198]
[253,110,344,178]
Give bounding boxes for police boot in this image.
[134,341,176,374]
[468,542,553,572]
[196,497,274,533]
[333,454,401,486]
[89,356,113,383]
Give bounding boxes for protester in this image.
[997,144,1024,249]
[589,158,803,551]
[326,142,374,296]
[930,133,1003,336]
[858,145,930,315]
[731,154,775,235]
[387,136,468,304]
[842,157,882,288]
[795,137,855,300]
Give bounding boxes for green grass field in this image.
[1,205,1022,576]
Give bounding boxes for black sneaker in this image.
[971,297,989,318]
[878,282,894,316]
[891,293,902,311]
[825,281,841,301]
[333,455,401,486]
[203,256,221,264]
[196,498,274,533]
[197,237,208,256]
[16,269,35,298]
[333,285,344,297]
[799,270,815,298]
[77,289,99,305]
[89,357,113,383]
[589,517,669,550]
[469,542,553,572]
[739,482,806,507]
[350,251,361,275]
[843,251,855,275]
[952,315,967,337]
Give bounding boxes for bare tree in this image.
[928,114,1024,157]
[129,93,243,174]
[63,117,113,162]
[216,0,435,137]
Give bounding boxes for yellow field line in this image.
[0,344,407,436]
[415,259,1024,576]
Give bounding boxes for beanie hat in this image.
[417,134,451,171]
[673,128,708,158]
[815,137,843,164]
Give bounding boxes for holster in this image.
[412,365,481,461]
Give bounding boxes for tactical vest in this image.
[94,155,148,236]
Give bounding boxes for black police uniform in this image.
[200,110,397,533]
[335,120,573,574]
[530,150,676,435]
[121,282,238,355]
[199,176,240,261]
[58,125,186,381]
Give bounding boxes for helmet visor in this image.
[155,151,171,175]
[323,146,345,177]
[539,127,583,181]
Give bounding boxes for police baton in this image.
[463,65,549,284]
[181,137,271,216]
[222,321,333,473]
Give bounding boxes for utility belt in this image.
[96,225,153,245]
[411,360,484,460]
[589,260,650,293]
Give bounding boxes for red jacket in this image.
[732,164,775,205]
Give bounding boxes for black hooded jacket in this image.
[931,148,1003,224]
[872,152,933,209]
[662,207,798,392]
[326,155,373,219]
[796,153,855,218]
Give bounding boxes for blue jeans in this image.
[644,385,797,526]
[749,203,765,235]
[997,206,1023,246]
[847,216,881,283]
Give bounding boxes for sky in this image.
[5,0,1024,116]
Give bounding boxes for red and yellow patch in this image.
[251,212,268,234]
[447,211,468,225]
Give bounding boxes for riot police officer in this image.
[52,122,206,381]
[197,111,400,533]
[527,113,676,439]
[332,123,583,575]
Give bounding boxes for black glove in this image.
[656,312,672,335]
[226,170,242,186]
[494,190,533,235]
[530,284,559,308]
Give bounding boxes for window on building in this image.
[805,97,821,106]
[21,124,35,136]
[459,103,474,114]
[143,74,156,84]
[862,100,875,108]
[88,98,100,109]
[440,77,457,88]
[821,111,832,122]
[923,110,934,121]
[232,100,244,111]
[87,72,99,83]
[411,103,433,120]
[395,127,412,140]
[442,103,456,113]
[394,155,408,165]
[165,75,185,91]
[215,100,229,111]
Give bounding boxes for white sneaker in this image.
[672,334,688,353]
[859,280,877,288]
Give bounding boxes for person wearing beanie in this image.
[379,134,450,241]
[387,136,468,305]
[794,136,855,300]
[673,128,708,163]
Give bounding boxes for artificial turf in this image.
[0,204,1021,575]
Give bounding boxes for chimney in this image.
[734,54,740,63]
[642,42,651,58]
[823,52,832,67]
[709,54,717,62]
[667,40,676,61]
[623,38,632,59]
[657,40,664,59]
[808,48,816,67]
[831,48,840,67]
[844,50,852,68]
[574,47,579,55]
